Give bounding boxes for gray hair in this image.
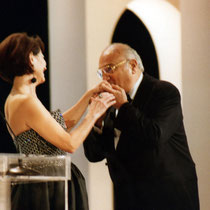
[124,46,144,72]
[105,43,145,72]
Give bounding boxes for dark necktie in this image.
[126,93,132,103]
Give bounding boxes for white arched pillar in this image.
[126,0,181,93]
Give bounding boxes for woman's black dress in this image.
[10,109,89,210]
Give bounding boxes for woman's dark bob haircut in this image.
[0,32,44,83]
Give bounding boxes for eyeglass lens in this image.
[103,66,113,73]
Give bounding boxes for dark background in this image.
[0,0,49,153]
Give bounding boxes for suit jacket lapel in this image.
[103,107,116,152]
[104,74,156,152]
[132,73,155,111]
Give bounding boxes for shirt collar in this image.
[128,72,143,100]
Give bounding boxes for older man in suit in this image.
[83,43,199,210]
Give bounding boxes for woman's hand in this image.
[87,92,116,122]
[91,81,113,96]
[94,84,128,109]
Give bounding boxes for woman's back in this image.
[5,90,67,155]
[5,93,33,137]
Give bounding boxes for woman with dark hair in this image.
[0,32,115,210]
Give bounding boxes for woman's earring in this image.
[31,77,37,83]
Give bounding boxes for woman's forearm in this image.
[66,113,97,153]
[62,89,94,130]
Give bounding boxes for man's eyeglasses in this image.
[97,59,127,79]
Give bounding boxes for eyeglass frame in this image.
[97,59,128,79]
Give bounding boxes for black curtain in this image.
[0,0,49,153]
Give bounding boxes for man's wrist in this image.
[94,121,104,134]
[95,120,104,129]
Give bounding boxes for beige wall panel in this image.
[181,0,210,209]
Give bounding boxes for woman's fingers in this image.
[91,92,116,111]
[101,83,115,94]
[111,84,122,91]
[97,92,115,103]
[96,92,114,98]
[107,98,116,107]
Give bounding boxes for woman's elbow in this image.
[65,143,78,154]
[61,138,78,154]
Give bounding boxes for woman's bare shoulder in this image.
[5,93,44,119]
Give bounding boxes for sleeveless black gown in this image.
[10,109,89,210]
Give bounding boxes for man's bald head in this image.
[101,43,144,71]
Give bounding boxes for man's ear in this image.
[129,59,138,74]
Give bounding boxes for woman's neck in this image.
[11,75,37,97]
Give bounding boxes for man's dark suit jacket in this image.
[84,73,199,210]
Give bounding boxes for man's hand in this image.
[111,84,128,109]
[91,81,128,109]
[100,84,128,109]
